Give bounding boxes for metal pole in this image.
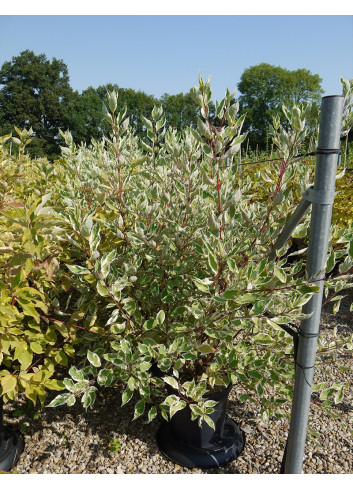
[283,95,344,473]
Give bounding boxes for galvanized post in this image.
[283,95,344,473]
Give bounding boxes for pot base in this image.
[156,417,245,469]
[0,428,24,472]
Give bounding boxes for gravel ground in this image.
[2,294,352,475]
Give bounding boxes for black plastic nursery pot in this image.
[0,398,24,472]
[156,383,245,469]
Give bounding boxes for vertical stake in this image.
[283,95,344,473]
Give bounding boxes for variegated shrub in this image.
[2,76,352,430]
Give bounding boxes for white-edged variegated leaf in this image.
[139,361,151,372]
[203,415,215,430]
[66,264,90,275]
[163,376,179,391]
[66,394,76,407]
[63,378,75,392]
[97,281,109,297]
[101,250,116,279]
[87,350,101,367]
[133,399,145,420]
[47,393,72,407]
[121,388,133,406]
[120,338,131,356]
[97,368,114,387]
[147,406,157,423]
[170,400,186,418]
[156,310,165,324]
[164,394,180,406]
[81,213,93,237]
[334,386,344,404]
[192,277,213,292]
[69,366,85,382]
[89,222,101,252]
[82,386,97,409]
[274,265,286,283]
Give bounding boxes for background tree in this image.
[237,63,323,149]
[68,83,158,145]
[0,50,78,158]
[66,87,105,145]
[160,90,202,131]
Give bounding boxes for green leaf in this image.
[120,338,131,356]
[63,378,75,392]
[81,214,93,237]
[253,333,273,345]
[298,284,320,294]
[1,375,17,395]
[17,299,39,321]
[270,371,280,382]
[247,370,262,380]
[30,341,43,354]
[326,249,336,273]
[251,299,270,315]
[108,90,118,113]
[239,394,250,403]
[67,394,76,407]
[256,383,264,397]
[89,223,101,252]
[221,289,239,300]
[55,350,68,366]
[18,350,33,370]
[11,268,26,289]
[45,379,65,391]
[164,394,180,405]
[199,344,214,354]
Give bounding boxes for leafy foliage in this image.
[0,137,79,404]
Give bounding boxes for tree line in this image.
[0,50,324,158]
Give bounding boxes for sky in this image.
[0,3,352,104]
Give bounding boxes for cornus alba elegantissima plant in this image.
[46,76,353,429]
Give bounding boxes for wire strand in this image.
[239,148,342,166]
